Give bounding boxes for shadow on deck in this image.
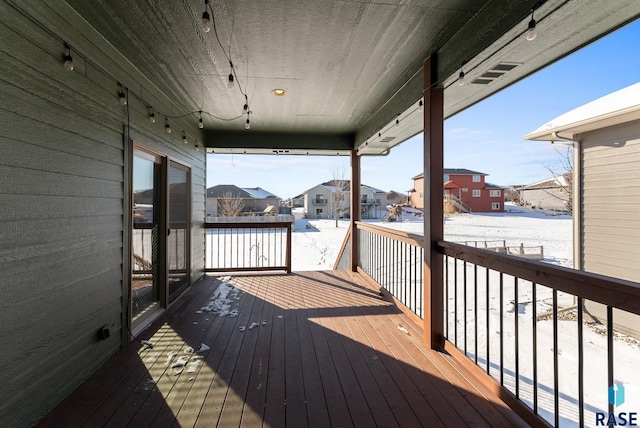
[38,270,527,427]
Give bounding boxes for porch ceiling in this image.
[54,0,640,154]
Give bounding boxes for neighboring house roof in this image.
[362,184,386,194]
[484,182,504,189]
[444,168,487,175]
[303,181,383,195]
[520,175,570,190]
[412,169,487,180]
[207,185,252,198]
[243,187,279,199]
[388,190,405,196]
[523,82,640,141]
[207,185,279,199]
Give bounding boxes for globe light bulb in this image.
[149,111,156,123]
[527,18,537,41]
[202,12,211,33]
[245,118,250,130]
[64,54,74,71]
[228,73,234,89]
[458,70,465,86]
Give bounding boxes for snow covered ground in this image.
[290,205,640,427]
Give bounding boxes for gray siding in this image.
[580,120,640,282]
[520,187,569,211]
[579,119,640,341]
[0,4,205,426]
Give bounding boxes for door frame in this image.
[126,140,192,340]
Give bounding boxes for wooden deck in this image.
[38,271,527,427]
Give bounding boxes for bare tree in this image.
[546,146,573,213]
[218,192,245,217]
[329,167,350,227]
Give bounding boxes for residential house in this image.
[303,181,387,219]
[1,1,636,426]
[524,81,640,335]
[518,175,571,211]
[206,185,280,217]
[387,190,408,206]
[410,169,504,212]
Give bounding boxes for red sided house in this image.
[410,168,504,212]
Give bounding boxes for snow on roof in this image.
[523,82,640,141]
[207,185,279,199]
[362,184,386,193]
[243,187,279,199]
[520,175,569,189]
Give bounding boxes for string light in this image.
[228,74,234,89]
[182,131,188,144]
[526,9,537,41]
[458,69,465,86]
[165,118,171,133]
[201,0,211,33]
[245,115,250,130]
[242,95,248,115]
[195,142,200,151]
[395,115,400,128]
[418,100,423,111]
[198,111,204,128]
[148,108,156,123]
[63,43,73,71]
[118,84,127,105]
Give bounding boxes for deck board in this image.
[37,271,528,428]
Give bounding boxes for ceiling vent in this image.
[380,136,396,143]
[471,62,521,85]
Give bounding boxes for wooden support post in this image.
[423,55,445,349]
[350,150,361,272]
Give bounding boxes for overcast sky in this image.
[206,19,640,199]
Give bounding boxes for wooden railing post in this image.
[423,54,445,350]
[350,149,361,272]
[286,222,292,273]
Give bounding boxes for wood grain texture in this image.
[37,272,528,427]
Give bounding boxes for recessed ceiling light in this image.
[272,89,287,96]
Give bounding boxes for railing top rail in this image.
[355,221,423,247]
[205,222,293,229]
[437,240,640,315]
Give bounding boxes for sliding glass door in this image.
[130,145,191,329]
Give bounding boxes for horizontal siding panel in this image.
[0,194,122,222]
[583,238,640,257]
[583,224,640,236]
[0,140,122,182]
[583,259,640,282]
[0,232,122,297]
[0,263,122,351]
[582,187,640,198]
[0,300,121,426]
[0,165,122,198]
[0,214,122,249]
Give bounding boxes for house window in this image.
[472,190,481,197]
[490,190,501,197]
[443,174,449,182]
[492,202,501,210]
[316,208,323,217]
[472,175,481,182]
[361,195,368,203]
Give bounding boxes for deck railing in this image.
[355,222,424,319]
[204,221,292,273]
[352,223,640,427]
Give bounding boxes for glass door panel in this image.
[132,154,161,320]
[168,161,190,302]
